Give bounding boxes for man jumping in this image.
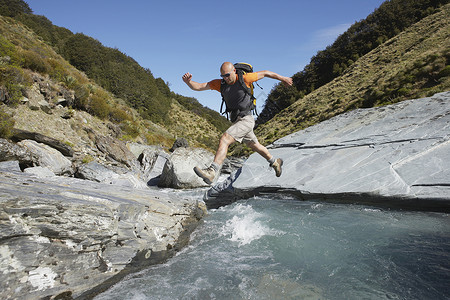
[182,62,293,184]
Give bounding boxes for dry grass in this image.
[167,100,222,151]
[256,4,450,145]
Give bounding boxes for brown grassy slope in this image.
[167,99,222,150]
[255,3,450,145]
[0,16,222,151]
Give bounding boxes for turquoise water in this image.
[95,196,450,300]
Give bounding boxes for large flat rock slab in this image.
[0,168,206,299]
[218,92,450,211]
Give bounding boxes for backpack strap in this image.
[235,69,255,101]
[219,79,229,120]
[219,68,259,120]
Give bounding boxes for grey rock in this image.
[56,97,68,107]
[0,169,206,299]
[169,137,189,152]
[221,156,246,174]
[75,161,119,182]
[95,134,136,168]
[24,83,46,110]
[0,138,36,169]
[138,147,169,185]
[21,96,29,104]
[127,142,152,158]
[203,168,242,209]
[159,147,214,189]
[11,129,74,157]
[0,160,21,172]
[38,100,52,114]
[18,140,72,175]
[207,92,450,212]
[23,166,55,177]
[75,161,149,189]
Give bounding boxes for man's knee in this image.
[220,132,235,146]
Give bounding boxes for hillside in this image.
[254,3,450,145]
[0,0,228,151]
[0,8,227,152]
[257,0,449,125]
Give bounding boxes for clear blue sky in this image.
[26,0,385,113]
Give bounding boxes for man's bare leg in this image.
[194,132,235,184]
[247,141,283,177]
[213,132,236,165]
[246,141,272,161]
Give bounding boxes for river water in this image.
[95,191,450,300]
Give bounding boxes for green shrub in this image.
[437,65,450,78]
[81,155,94,164]
[120,121,140,138]
[0,35,20,65]
[0,66,30,106]
[47,58,69,82]
[109,106,131,123]
[72,83,90,110]
[62,75,76,89]
[397,87,410,96]
[20,49,51,73]
[88,89,110,119]
[0,104,15,138]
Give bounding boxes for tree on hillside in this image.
[0,0,31,17]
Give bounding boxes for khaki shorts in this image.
[226,114,258,144]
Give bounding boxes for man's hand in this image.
[182,72,210,91]
[282,76,293,87]
[182,72,192,84]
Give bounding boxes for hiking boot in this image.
[194,166,216,184]
[271,158,283,177]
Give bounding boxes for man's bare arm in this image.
[182,72,211,91]
[256,70,293,86]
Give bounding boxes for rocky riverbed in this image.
[1,91,449,299]
[0,131,218,299]
[0,164,206,299]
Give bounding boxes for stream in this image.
[94,191,450,300]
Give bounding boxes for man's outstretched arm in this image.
[182,72,211,91]
[256,70,293,86]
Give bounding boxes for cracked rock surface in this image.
[0,169,206,299]
[207,92,450,211]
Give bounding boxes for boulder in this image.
[159,147,214,189]
[206,92,450,212]
[24,83,46,110]
[0,138,36,169]
[221,156,246,174]
[138,147,169,186]
[125,143,170,186]
[127,142,153,158]
[0,168,206,299]
[24,166,56,178]
[75,161,148,189]
[0,160,21,172]
[95,134,136,168]
[75,161,120,183]
[169,137,189,152]
[11,129,74,157]
[18,140,72,176]
[38,100,52,114]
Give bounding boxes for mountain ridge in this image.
[256,0,449,125]
[253,3,450,147]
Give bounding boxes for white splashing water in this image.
[220,204,274,246]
